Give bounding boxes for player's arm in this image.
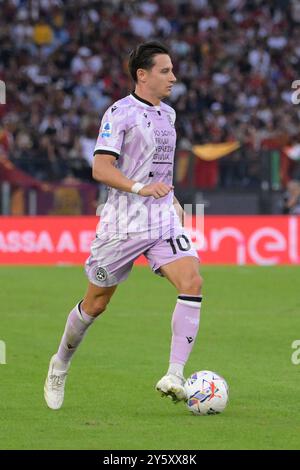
[93,155,174,199]
[173,195,185,225]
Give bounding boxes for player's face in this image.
[142,54,176,99]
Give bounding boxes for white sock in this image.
[167,363,184,377]
[53,354,70,372]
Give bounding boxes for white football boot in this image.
[156,372,187,403]
[44,355,69,410]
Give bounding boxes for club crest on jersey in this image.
[95,267,108,282]
[101,122,112,138]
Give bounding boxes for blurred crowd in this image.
[0,0,299,187]
[282,179,300,214]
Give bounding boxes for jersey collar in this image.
[130,92,156,108]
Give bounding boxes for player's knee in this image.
[84,296,110,317]
[179,274,203,295]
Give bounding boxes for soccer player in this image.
[44,41,203,409]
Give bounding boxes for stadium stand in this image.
[0,0,299,213]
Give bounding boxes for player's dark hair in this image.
[128,41,170,83]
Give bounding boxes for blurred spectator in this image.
[33,16,54,47]
[282,180,300,214]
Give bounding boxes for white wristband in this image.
[131,182,145,194]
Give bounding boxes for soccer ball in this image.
[184,370,229,416]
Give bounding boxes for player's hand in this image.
[139,182,174,199]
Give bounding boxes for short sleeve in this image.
[93,105,127,160]
[170,108,176,125]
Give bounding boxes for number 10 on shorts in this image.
[167,235,191,254]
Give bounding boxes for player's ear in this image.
[137,68,147,83]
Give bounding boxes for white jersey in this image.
[94,92,180,235]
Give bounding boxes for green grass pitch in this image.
[0,265,300,450]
